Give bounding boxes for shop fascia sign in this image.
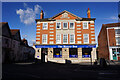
[35,45,96,48]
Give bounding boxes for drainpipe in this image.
[106,28,110,60]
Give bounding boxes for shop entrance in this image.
[41,48,48,63]
[112,48,120,60]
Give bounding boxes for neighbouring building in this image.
[35,9,97,63]
[98,23,120,61]
[1,22,35,63]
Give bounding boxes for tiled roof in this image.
[10,29,20,35]
[35,10,96,22]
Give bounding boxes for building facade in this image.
[35,9,97,63]
[98,23,120,61]
[1,22,35,63]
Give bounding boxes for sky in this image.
[2,2,119,46]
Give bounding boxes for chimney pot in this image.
[40,10,44,19]
[87,8,91,18]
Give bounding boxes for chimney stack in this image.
[87,8,91,18]
[40,10,44,19]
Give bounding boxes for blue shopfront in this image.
[35,45,96,59]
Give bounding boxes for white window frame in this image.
[42,34,47,44]
[63,34,68,44]
[83,34,89,44]
[83,22,88,29]
[69,22,74,29]
[42,22,48,30]
[70,34,75,44]
[56,22,61,29]
[56,34,61,44]
[63,22,68,29]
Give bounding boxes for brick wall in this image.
[98,25,109,60]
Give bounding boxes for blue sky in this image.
[2,2,118,46]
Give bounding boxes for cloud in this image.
[23,3,28,8]
[31,40,36,42]
[16,4,42,25]
[103,16,118,20]
[22,34,27,38]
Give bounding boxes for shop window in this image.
[82,48,92,58]
[53,48,62,58]
[69,48,78,58]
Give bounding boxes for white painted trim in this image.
[49,31,54,33]
[77,25,81,26]
[50,38,54,40]
[49,35,54,36]
[77,34,81,36]
[36,35,40,37]
[77,28,81,30]
[36,32,40,33]
[50,28,54,30]
[37,21,41,24]
[91,34,95,36]
[77,31,81,33]
[36,41,40,44]
[77,37,82,39]
[37,29,40,30]
[49,41,54,44]
[107,27,120,29]
[50,25,54,27]
[37,26,40,27]
[90,28,94,30]
[77,41,81,44]
[36,38,40,40]
[91,31,95,33]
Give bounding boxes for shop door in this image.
[112,48,117,60]
[41,48,48,63]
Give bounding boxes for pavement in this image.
[2,61,120,80]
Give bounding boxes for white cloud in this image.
[16,4,42,25]
[103,16,118,20]
[109,16,118,20]
[23,3,28,8]
[31,40,36,42]
[22,34,27,38]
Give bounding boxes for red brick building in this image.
[35,9,97,63]
[98,23,120,61]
